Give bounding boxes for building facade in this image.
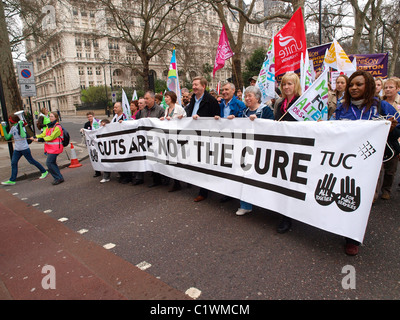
[24,0,282,114]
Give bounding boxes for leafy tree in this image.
[242,47,266,87]
[81,86,109,109]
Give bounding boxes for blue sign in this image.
[21,69,32,79]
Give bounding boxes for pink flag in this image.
[213,25,234,77]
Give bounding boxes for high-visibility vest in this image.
[44,124,63,154]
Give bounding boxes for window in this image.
[95,67,101,75]
[78,67,84,75]
[87,67,93,75]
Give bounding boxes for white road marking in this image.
[44,210,52,214]
[32,203,39,207]
[136,261,151,270]
[58,217,68,222]
[77,229,88,234]
[185,287,202,299]
[103,243,116,250]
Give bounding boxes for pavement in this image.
[0,116,190,300]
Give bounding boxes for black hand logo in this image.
[334,176,361,212]
[315,173,337,206]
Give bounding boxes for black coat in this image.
[186,90,220,117]
[273,96,299,121]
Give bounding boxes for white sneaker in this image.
[236,208,252,216]
[100,179,110,183]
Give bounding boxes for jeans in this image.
[10,148,46,181]
[240,200,252,210]
[46,153,63,181]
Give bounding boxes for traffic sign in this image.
[16,62,35,84]
[112,91,117,103]
[20,83,37,97]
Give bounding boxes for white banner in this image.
[256,38,276,105]
[288,69,329,121]
[85,118,390,242]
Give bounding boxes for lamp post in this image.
[319,0,322,45]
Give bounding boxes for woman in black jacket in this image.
[273,72,302,233]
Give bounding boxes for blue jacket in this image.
[242,104,274,120]
[335,98,398,122]
[219,96,246,118]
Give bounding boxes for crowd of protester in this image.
[81,72,400,256]
[3,71,399,257]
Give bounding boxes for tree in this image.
[205,0,303,89]
[79,0,201,91]
[80,86,109,109]
[242,47,266,86]
[0,0,22,118]
[379,1,400,76]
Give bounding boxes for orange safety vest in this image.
[44,124,64,154]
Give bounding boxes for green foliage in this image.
[81,86,109,105]
[242,47,267,87]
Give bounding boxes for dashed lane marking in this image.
[136,261,151,270]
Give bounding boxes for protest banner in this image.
[308,43,332,74]
[85,117,390,242]
[256,38,276,104]
[288,69,329,121]
[349,53,389,79]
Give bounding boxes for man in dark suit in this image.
[186,76,220,202]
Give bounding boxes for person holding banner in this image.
[328,74,348,120]
[335,70,399,255]
[111,102,131,184]
[1,114,48,185]
[160,91,187,192]
[186,76,220,202]
[82,111,101,178]
[130,100,139,120]
[273,73,302,233]
[134,91,165,187]
[160,91,187,120]
[274,73,302,122]
[112,102,127,123]
[216,82,246,120]
[380,78,400,200]
[215,82,246,203]
[226,86,274,215]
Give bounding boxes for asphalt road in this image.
[2,117,400,300]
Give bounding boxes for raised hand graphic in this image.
[314,173,337,206]
[334,176,361,212]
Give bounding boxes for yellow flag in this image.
[324,39,356,72]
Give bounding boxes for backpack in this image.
[56,124,70,147]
